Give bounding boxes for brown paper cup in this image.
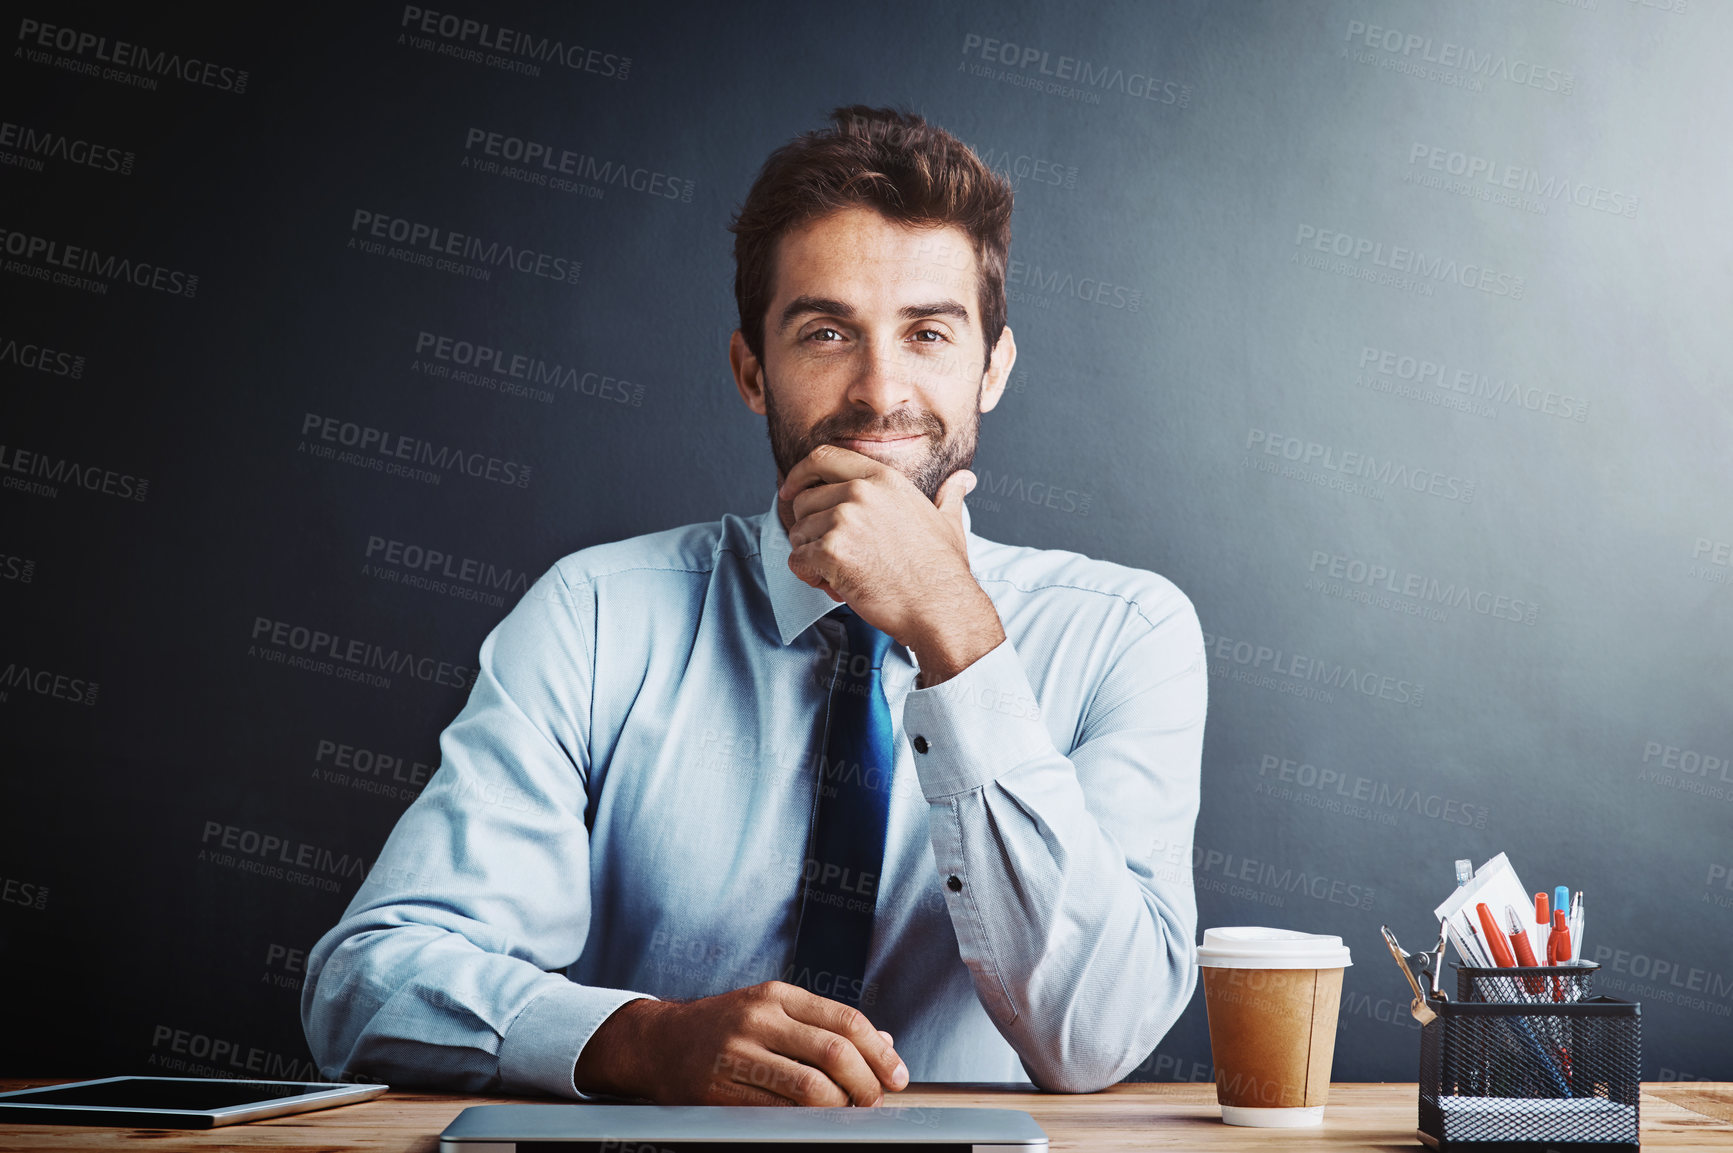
[1196,928,1352,1127]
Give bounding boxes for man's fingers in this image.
[777,986,907,1092]
[722,1043,852,1107]
[786,507,842,550]
[767,1018,887,1106]
[934,469,975,519]
[789,477,866,522]
[779,444,882,500]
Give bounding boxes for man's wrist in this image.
[573,997,669,1099]
[909,590,1005,688]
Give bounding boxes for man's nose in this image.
[844,339,917,413]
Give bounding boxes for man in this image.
[302,106,1205,1107]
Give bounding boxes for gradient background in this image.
[4,0,1730,1085]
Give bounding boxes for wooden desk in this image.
[2,1079,1730,1150]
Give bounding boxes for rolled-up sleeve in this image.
[900,590,1206,1093]
[300,568,652,1097]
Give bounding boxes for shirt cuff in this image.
[901,637,1056,800]
[497,979,656,1100]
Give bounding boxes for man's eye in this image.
[807,327,844,342]
[912,329,947,343]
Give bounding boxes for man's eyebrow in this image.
[900,300,970,323]
[777,296,855,333]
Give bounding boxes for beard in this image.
[762,374,981,503]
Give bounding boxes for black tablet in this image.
[0,1075,388,1128]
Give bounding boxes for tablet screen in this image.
[2,1078,341,1111]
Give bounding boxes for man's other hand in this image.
[574,981,909,1106]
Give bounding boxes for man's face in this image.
[732,206,1014,503]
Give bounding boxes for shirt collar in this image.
[758,486,974,647]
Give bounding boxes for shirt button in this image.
[913,735,929,754]
[947,875,963,892]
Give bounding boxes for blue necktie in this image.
[788,606,895,1009]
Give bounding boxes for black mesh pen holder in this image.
[1418,994,1640,1152]
[1456,961,1598,1003]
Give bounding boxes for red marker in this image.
[1535,892,1550,928]
[1506,905,1544,994]
[1478,902,1517,967]
[1548,909,1573,964]
[1546,908,1574,1002]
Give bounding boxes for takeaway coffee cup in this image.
[1197,926,1352,1127]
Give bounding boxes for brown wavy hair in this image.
[729,106,1014,373]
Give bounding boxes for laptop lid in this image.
[438,1103,1049,1152]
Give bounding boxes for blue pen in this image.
[1554,886,1570,924]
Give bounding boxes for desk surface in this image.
[3,1079,1731,1150]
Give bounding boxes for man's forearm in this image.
[573,997,669,1098]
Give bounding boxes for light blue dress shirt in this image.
[302,493,1207,1095]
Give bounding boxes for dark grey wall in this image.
[4,0,1729,1085]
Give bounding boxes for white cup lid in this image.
[1197,926,1353,969]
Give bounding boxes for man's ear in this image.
[978,325,1017,415]
[731,330,767,415]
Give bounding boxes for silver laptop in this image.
[438,1103,1048,1151]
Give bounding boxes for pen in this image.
[1477,902,1518,968]
[1461,913,1490,967]
[1569,891,1584,962]
[1554,886,1571,923]
[1535,891,1549,929]
[1455,858,1475,888]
